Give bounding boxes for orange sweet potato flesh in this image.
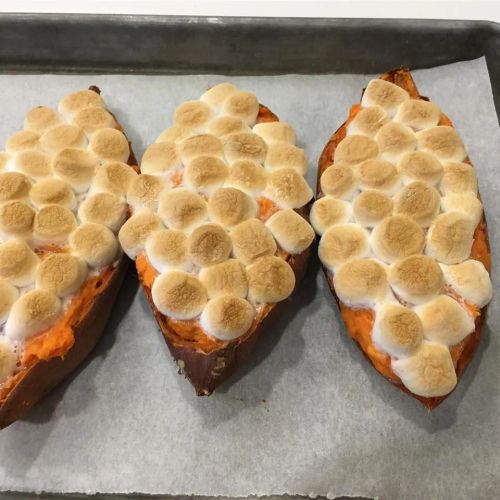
[0,88,137,429]
[317,68,491,410]
[136,104,313,395]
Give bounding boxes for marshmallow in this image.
[310,196,352,235]
[5,288,61,341]
[151,270,207,320]
[145,229,189,273]
[392,341,457,397]
[264,167,313,209]
[89,127,130,163]
[199,259,248,299]
[78,192,127,233]
[361,79,410,115]
[200,295,255,341]
[247,256,295,303]
[416,126,466,162]
[230,218,277,265]
[70,222,119,268]
[188,223,232,267]
[0,239,39,287]
[265,209,314,255]
[118,209,164,259]
[207,187,258,227]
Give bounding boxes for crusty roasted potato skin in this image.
[317,68,490,410]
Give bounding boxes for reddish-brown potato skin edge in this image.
[138,104,314,396]
[0,86,136,429]
[317,68,490,410]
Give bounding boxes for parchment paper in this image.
[0,57,498,500]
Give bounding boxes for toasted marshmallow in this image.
[0,200,35,239]
[36,253,88,298]
[416,126,466,162]
[225,159,268,195]
[53,147,99,193]
[158,188,207,232]
[441,259,492,308]
[223,132,267,164]
[346,105,388,137]
[0,279,18,323]
[394,99,441,131]
[141,141,181,175]
[0,239,39,287]
[188,223,232,268]
[118,209,163,259]
[151,270,207,320]
[441,162,478,195]
[29,178,76,210]
[184,156,228,194]
[145,229,188,273]
[0,152,10,171]
[373,304,423,357]
[415,295,474,346]
[388,255,444,304]
[89,128,130,163]
[180,134,223,164]
[265,209,314,255]
[71,106,115,134]
[371,215,425,264]
[0,172,31,202]
[40,124,87,154]
[0,339,17,383]
[6,130,40,154]
[12,150,52,180]
[126,174,167,212]
[174,100,212,131]
[361,79,410,115]
[200,82,238,110]
[265,168,313,209]
[247,256,295,303]
[264,143,307,175]
[441,194,482,228]
[393,181,440,227]
[318,223,369,271]
[334,258,389,307]
[392,341,457,397]
[207,187,258,227]
[426,211,474,265]
[310,196,352,235]
[78,192,127,233]
[24,106,63,133]
[201,295,255,341]
[156,124,195,144]
[5,288,61,340]
[91,161,137,197]
[230,218,277,265]
[398,151,443,185]
[70,222,119,268]
[199,259,248,299]
[352,191,392,228]
[320,164,357,200]
[375,122,416,163]
[221,91,259,126]
[357,159,400,194]
[253,122,296,144]
[206,116,249,138]
[58,89,103,117]
[333,135,379,166]
[33,204,77,244]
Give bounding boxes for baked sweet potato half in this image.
[118,83,315,395]
[0,87,138,429]
[312,68,492,409]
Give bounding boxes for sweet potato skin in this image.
[317,68,490,410]
[0,86,137,429]
[138,103,314,395]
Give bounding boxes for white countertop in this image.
[1,0,499,23]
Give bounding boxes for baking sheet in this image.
[0,57,499,500]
